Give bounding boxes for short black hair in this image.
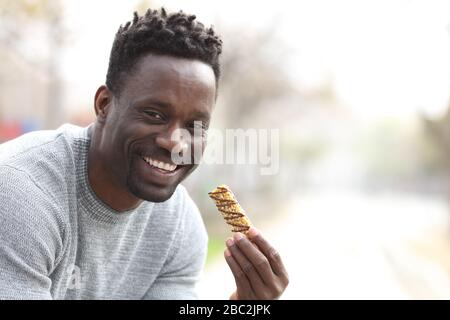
[106,7,223,96]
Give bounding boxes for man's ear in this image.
[94,85,112,121]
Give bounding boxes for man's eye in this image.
[144,111,164,120]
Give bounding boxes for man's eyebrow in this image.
[190,110,211,121]
[132,97,210,120]
[133,98,172,109]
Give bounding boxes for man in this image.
[0,8,288,299]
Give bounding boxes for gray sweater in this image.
[0,123,208,299]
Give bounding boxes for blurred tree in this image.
[0,0,65,129]
[423,108,450,162]
[423,107,450,200]
[0,0,66,67]
[422,106,450,236]
[218,28,294,128]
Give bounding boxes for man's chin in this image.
[126,159,198,203]
[128,181,178,203]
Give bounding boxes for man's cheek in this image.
[127,121,151,137]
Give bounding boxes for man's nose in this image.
[155,125,189,156]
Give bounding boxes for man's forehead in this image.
[130,53,215,86]
[119,53,215,104]
[118,54,215,107]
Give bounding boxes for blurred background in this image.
[2,0,450,299]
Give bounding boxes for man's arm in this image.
[0,166,61,299]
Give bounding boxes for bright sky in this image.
[61,0,450,119]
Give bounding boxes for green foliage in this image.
[206,235,225,265]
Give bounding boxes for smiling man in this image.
[0,8,288,300]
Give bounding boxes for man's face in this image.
[98,53,216,202]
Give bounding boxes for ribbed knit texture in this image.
[0,123,207,300]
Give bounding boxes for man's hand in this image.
[224,227,289,300]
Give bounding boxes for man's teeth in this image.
[143,157,177,172]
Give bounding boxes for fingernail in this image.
[248,227,259,238]
[224,249,231,257]
[233,232,244,241]
[226,238,234,247]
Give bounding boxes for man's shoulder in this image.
[0,123,87,164]
[0,123,89,198]
[0,164,68,276]
[0,164,68,232]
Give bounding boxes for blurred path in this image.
[198,190,450,299]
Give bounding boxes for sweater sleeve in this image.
[0,166,63,300]
[143,189,208,300]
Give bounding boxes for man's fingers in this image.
[224,249,253,295]
[247,228,288,279]
[226,238,266,292]
[233,232,273,283]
